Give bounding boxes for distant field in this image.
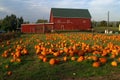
[1,32,120,80]
[93,26,119,33]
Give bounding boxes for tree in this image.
[116,21,120,27]
[1,14,24,31]
[24,21,30,24]
[92,20,97,27]
[1,15,11,31]
[36,19,48,23]
[100,20,107,27]
[17,17,24,28]
[0,19,2,30]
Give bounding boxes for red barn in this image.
[21,8,91,33]
[21,23,53,33]
[50,8,92,31]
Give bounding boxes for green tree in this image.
[100,20,107,27]
[0,19,2,30]
[92,20,97,27]
[116,21,120,27]
[17,17,24,28]
[1,15,11,31]
[36,19,48,23]
[1,14,24,31]
[24,21,30,24]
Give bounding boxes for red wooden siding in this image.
[50,17,91,31]
[21,8,92,33]
[21,23,53,33]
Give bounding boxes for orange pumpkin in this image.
[63,56,67,62]
[16,58,21,62]
[5,65,9,69]
[71,57,76,61]
[69,50,74,56]
[2,45,4,48]
[117,57,120,62]
[92,62,100,68]
[10,59,15,63]
[41,51,47,56]
[36,49,41,54]
[38,55,45,60]
[7,71,12,76]
[53,52,59,57]
[64,47,69,53]
[49,58,56,65]
[99,57,107,64]
[77,56,84,62]
[43,57,47,62]
[22,49,28,55]
[91,56,98,61]
[111,61,117,67]
[15,51,21,57]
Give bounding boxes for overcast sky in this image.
[0,0,120,22]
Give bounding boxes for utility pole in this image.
[107,11,109,27]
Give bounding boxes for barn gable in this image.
[51,8,91,19]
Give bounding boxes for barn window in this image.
[67,20,70,23]
[57,20,61,23]
[83,20,86,23]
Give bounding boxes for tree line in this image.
[0,14,48,32]
[0,14,119,32]
[0,14,24,32]
[92,20,120,27]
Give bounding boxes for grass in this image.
[1,32,120,80]
[93,26,119,33]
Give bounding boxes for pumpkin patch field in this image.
[1,32,120,80]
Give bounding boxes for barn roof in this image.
[51,8,91,19]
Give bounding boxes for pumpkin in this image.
[7,41,10,45]
[7,71,12,76]
[117,57,120,62]
[99,57,107,64]
[16,58,21,62]
[49,58,56,65]
[77,50,84,56]
[10,59,15,63]
[69,50,74,56]
[59,50,64,54]
[110,54,116,59]
[36,49,41,54]
[22,48,28,55]
[53,52,59,57]
[38,55,45,60]
[41,51,47,56]
[2,45,4,48]
[5,65,9,69]
[43,57,47,62]
[71,57,76,61]
[77,56,84,62]
[92,62,100,68]
[91,56,98,61]
[15,51,21,57]
[111,61,117,67]
[64,47,69,53]
[63,56,67,62]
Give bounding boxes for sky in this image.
[0,0,120,22]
